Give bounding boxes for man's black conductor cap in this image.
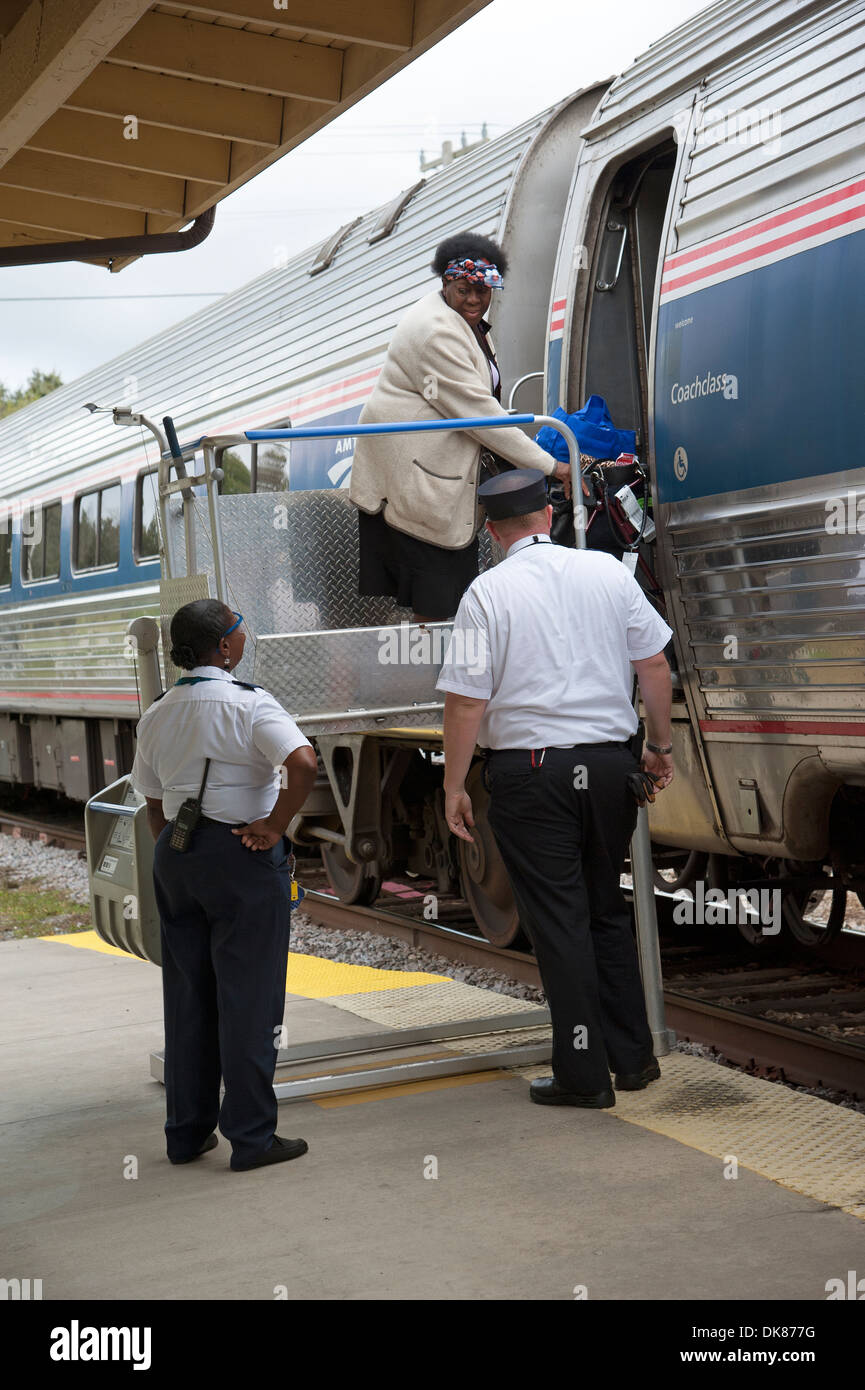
[478,467,548,520]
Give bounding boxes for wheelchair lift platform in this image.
[149,977,553,1102]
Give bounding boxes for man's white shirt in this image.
[435,535,673,748]
[130,665,311,823]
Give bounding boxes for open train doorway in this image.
[580,139,678,450]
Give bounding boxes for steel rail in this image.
[0,811,87,852]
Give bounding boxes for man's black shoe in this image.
[231,1135,309,1172]
[169,1132,218,1164]
[615,1058,661,1091]
[529,1077,615,1108]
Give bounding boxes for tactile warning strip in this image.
[285,951,448,997]
[327,980,535,1026]
[446,1027,552,1056]
[518,1052,865,1220]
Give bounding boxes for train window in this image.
[581,139,678,445]
[77,492,98,569]
[254,441,290,492]
[0,519,10,588]
[215,425,290,494]
[21,501,61,582]
[217,445,253,495]
[135,470,161,560]
[73,483,121,571]
[101,485,120,566]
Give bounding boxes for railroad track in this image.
[3,814,864,1099]
[0,808,87,852]
[300,869,865,1099]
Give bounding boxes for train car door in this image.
[551,120,732,857]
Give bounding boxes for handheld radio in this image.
[169,759,210,852]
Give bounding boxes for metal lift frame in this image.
[132,411,671,1100]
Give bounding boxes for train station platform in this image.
[3,931,865,1303]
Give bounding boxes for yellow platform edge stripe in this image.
[40,931,452,997]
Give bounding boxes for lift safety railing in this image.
[153,411,671,1055]
[156,412,584,591]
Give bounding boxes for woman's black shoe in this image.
[614,1059,661,1090]
[529,1077,615,1108]
[231,1135,309,1171]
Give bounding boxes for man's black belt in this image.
[487,741,631,754]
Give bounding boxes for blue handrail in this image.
[245,415,538,442]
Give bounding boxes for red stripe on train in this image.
[0,690,140,701]
[700,718,865,736]
[7,366,384,508]
[661,202,865,295]
[664,175,865,271]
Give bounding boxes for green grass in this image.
[0,871,91,939]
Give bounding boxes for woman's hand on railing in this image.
[552,459,572,499]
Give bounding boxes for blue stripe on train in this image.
[653,229,865,503]
[289,405,363,491]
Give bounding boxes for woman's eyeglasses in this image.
[222,611,243,637]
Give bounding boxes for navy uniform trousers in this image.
[487,744,654,1093]
[152,820,295,1166]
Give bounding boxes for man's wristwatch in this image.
[646,741,673,755]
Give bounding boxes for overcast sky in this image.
[0,0,710,391]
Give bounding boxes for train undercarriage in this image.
[289,728,865,954]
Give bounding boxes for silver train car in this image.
[2,0,864,950]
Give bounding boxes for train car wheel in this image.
[710,858,772,949]
[457,763,527,949]
[320,842,381,906]
[782,884,847,948]
[652,848,706,893]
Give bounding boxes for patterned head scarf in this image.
[443,257,504,288]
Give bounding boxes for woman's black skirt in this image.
[357,508,479,620]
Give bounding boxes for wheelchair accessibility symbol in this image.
[673,446,688,481]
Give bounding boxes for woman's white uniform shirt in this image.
[130,665,312,824]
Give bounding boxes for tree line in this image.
[0,369,63,420]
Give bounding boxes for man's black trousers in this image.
[486,744,653,1093]
[152,821,294,1166]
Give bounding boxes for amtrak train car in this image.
[1,0,863,950]
[546,0,865,943]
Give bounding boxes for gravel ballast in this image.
[0,834,542,999]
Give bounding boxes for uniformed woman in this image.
[130,599,318,1172]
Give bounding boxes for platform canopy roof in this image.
[0,0,491,270]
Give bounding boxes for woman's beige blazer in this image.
[349,290,556,549]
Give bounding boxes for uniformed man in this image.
[130,599,318,1169]
[436,469,674,1107]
